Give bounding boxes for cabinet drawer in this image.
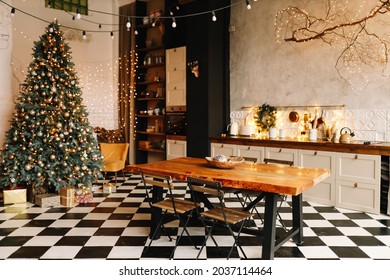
[299,150,335,179]
[166,139,187,160]
[236,145,264,163]
[336,180,380,214]
[210,143,236,157]
[304,181,335,206]
[264,147,298,165]
[336,153,380,184]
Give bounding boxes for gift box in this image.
[60,187,76,207]
[35,193,60,207]
[103,183,116,194]
[75,186,93,204]
[4,188,27,204]
[75,192,93,204]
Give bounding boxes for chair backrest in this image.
[141,171,175,208]
[187,177,229,221]
[263,158,293,166]
[100,143,129,163]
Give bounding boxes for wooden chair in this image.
[141,172,199,259]
[187,176,253,259]
[99,143,129,183]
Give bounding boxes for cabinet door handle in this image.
[354,154,358,159]
[174,140,177,144]
[174,48,176,52]
[279,148,282,153]
[174,67,177,71]
[314,151,317,156]
[221,144,224,148]
[354,183,358,188]
[247,146,251,150]
[174,86,177,90]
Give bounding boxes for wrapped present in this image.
[35,193,60,207]
[4,187,27,204]
[60,187,76,207]
[103,183,116,194]
[75,186,93,204]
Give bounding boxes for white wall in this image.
[230,0,390,111]
[0,0,13,147]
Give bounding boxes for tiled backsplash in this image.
[230,108,390,142]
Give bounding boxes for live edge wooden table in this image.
[127,157,329,260]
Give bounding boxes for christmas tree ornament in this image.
[0,22,103,192]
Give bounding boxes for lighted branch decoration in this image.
[275,0,390,90]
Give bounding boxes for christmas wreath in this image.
[255,103,277,131]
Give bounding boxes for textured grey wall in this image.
[230,0,390,111]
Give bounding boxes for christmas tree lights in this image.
[0,22,104,193]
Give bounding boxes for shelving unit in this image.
[134,0,166,163]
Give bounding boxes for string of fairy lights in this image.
[0,0,260,39]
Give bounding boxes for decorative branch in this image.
[275,0,390,90]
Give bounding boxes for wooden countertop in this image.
[210,135,390,156]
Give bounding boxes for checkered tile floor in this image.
[1,173,390,260]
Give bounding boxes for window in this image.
[45,0,88,15]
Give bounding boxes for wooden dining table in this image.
[127,157,330,260]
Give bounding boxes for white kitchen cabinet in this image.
[166,139,187,160]
[299,150,336,205]
[166,47,186,108]
[210,143,236,157]
[236,145,265,163]
[335,153,380,214]
[264,147,298,165]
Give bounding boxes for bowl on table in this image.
[205,155,244,169]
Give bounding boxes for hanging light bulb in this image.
[134,29,138,35]
[172,17,177,28]
[152,20,156,27]
[110,31,114,39]
[82,31,87,40]
[212,11,217,22]
[169,9,174,16]
[76,7,81,19]
[126,16,131,30]
[11,7,15,17]
[246,0,251,10]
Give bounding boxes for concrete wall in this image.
[230,0,390,110]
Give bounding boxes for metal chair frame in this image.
[142,171,199,259]
[187,176,253,259]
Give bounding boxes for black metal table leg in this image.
[261,192,278,260]
[150,186,163,239]
[291,194,303,244]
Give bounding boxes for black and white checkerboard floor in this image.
[1,173,390,260]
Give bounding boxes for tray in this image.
[205,156,244,169]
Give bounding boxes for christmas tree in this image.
[0,22,103,193]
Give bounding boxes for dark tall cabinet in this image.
[165,0,231,158]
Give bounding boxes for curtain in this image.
[118,3,136,164]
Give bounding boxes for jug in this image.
[227,121,238,136]
[339,127,355,143]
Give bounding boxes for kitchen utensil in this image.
[339,127,355,143]
[227,121,238,135]
[288,111,299,122]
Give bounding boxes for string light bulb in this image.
[172,17,177,28]
[212,11,217,22]
[134,29,138,35]
[11,7,15,16]
[126,17,131,30]
[82,30,86,40]
[246,0,251,10]
[76,7,81,19]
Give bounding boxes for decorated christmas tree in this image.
[0,22,103,194]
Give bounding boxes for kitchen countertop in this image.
[210,135,390,156]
